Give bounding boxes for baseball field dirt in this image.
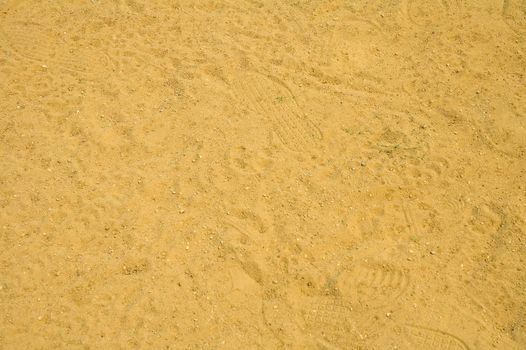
[0,0,525,349]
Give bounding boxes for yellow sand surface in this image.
[0,0,525,349]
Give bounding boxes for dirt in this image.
[0,0,525,349]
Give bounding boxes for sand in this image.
[0,0,525,349]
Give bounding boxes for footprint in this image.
[467,203,503,237]
[444,202,505,273]
[262,286,365,349]
[323,240,413,311]
[404,0,464,27]
[227,144,274,176]
[400,325,470,350]
[263,242,413,347]
[465,276,517,320]
[502,0,526,34]
[445,202,504,268]
[444,208,526,346]
[231,70,323,152]
[336,260,411,310]
[0,21,111,78]
[299,296,361,349]
[351,195,429,241]
[313,16,384,70]
[311,0,402,32]
[261,292,305,347]
[219,214,273,287]
[474,110,526,159]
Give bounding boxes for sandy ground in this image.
[0,0,525,349]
